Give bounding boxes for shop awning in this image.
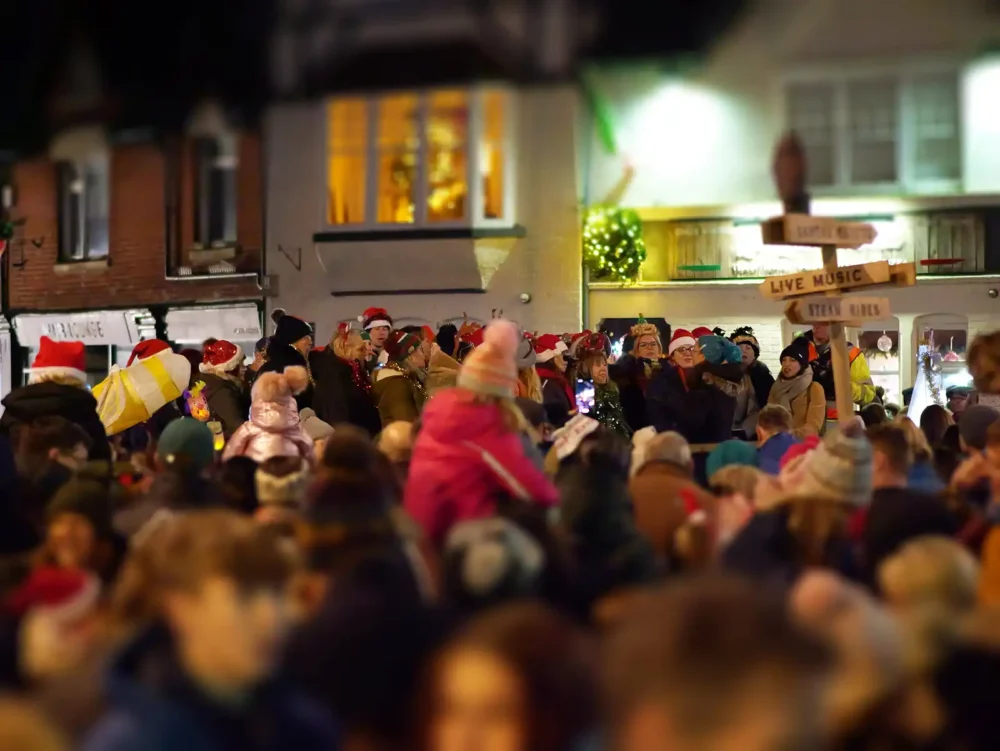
[13,309,154,348]
[165,304,262,345]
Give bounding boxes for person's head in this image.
[331,325,367,362]
[361,307,393,350]
[255,456,309,524]
[811,323,831,346]
[155,417,217,475]
[630,319,662,361]
[14,416,91,476]
[457,320,520,400]
[706,440,759,482]
[200,340,244,380]
[958,404,1000,452]
[756,404,793,444]
[866,423,912,489]
[126,511,297,689]
[879,536,979,614]
[582,352,609,385]
[893,415,933,464]
[384,330,427,370]
[709,464,765,503]
[378,421,414,475]
[860,403,888,428]
[667,330,697,369]
[44,475,118,570]
[270,309,314,356]
[779,340,810,378]
[730,327,761,368]
[919,404,953,447]
[604,576,833,751]
[947,387,971,416]
[423,602,596,751]
[217,456,259,515]
[27,337,88,388]
[634,431,692,476]
[400,325,434,361]
[784,417,873,507]
[253,337,270,363]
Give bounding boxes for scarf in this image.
[340,357,372,397]
[769,366,814,412]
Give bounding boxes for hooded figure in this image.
[223,367,316,466]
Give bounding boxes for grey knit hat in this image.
[516,333,536,369]
[796,417,873,507]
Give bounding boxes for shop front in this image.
[12,309,156,389]
[165,303,263,362]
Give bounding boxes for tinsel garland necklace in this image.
[386,361,427,399]
[921,351,944,407]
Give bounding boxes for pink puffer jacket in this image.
[222,367,315,466]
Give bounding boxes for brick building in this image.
[2,115,266,397]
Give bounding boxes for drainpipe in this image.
[579,75,593,331]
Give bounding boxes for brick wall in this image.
[7,137,263,312]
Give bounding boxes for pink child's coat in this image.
[404,388,559,545]
[222,372,315,466]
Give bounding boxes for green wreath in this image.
[582,205,647,283]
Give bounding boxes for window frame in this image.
[782,60,962,196]
[193,133,239,249]
[322,85,517,232]
[56,151,110,263]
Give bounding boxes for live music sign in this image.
[760,261,891,301]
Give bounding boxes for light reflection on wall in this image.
[729,219,907,277]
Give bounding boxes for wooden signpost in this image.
[760,214,917,423]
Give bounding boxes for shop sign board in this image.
[761,261,891,300]
[761,214,878,248]
[14,311,144,347]
[165,305,262,344]
[785,296,892,325]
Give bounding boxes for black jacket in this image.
[258,343,314,412]
[197,372,250,440]
[0,383,110,460]
[646,362,739,444]
[609,354,653,432]
[747,360,775,409]
[308,348,381,437]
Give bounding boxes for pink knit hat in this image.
[457,320,520,398]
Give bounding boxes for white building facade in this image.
[583,0,1000,405]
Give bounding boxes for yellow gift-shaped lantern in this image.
[93,341,192,436]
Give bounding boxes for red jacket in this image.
[404,388,559,545]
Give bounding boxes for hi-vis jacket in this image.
[802,335,876,420]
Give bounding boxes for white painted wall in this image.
[264,86,584,346]
[584,0,1000,209]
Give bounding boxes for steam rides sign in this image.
[759,213,916,421]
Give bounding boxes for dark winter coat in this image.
[757,432,799,475]
[747,360,775,410]
[0,382,111,460]
[646,362,740,444]
[309,348,381,437]
[196,372,249,440]
[609,354,655,432]
[536,364,574,429]
[82,625,338,751]
[258,343,313,412]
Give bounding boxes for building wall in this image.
[584,0,1000,210]
[264,85,583,345]
[8,139,263,312]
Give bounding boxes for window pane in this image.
[427,91,468,222]
[912,75,960,181]
[84,158,109,259]
[481,90,506,220]
[327,99,368,225]
[847,79,898,184]
[786,83,835,187]
[376,94,419,223]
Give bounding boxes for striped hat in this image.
[457,320,520,398]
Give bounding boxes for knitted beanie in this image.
[794,417,873,507]
[384,330,421,362]
[706,440,759,481]
[256,457,309,508]
[271,309,313,347]
[457,320,520,398]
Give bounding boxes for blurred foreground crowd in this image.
[3,313,1000,751]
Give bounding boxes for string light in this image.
[582,206,647,283]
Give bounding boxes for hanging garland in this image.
[921,351,944,408]
[582,206,647,284]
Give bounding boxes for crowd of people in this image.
[0,304,1000,750]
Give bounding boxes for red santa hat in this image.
[6,568,101,624]
[668,329,697,356]
[691,327,713,339]
[126,339,172,367]
[30,337,87,383]
[199,340,244,376]
[533,334,568,363]
[359,307,393,331]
